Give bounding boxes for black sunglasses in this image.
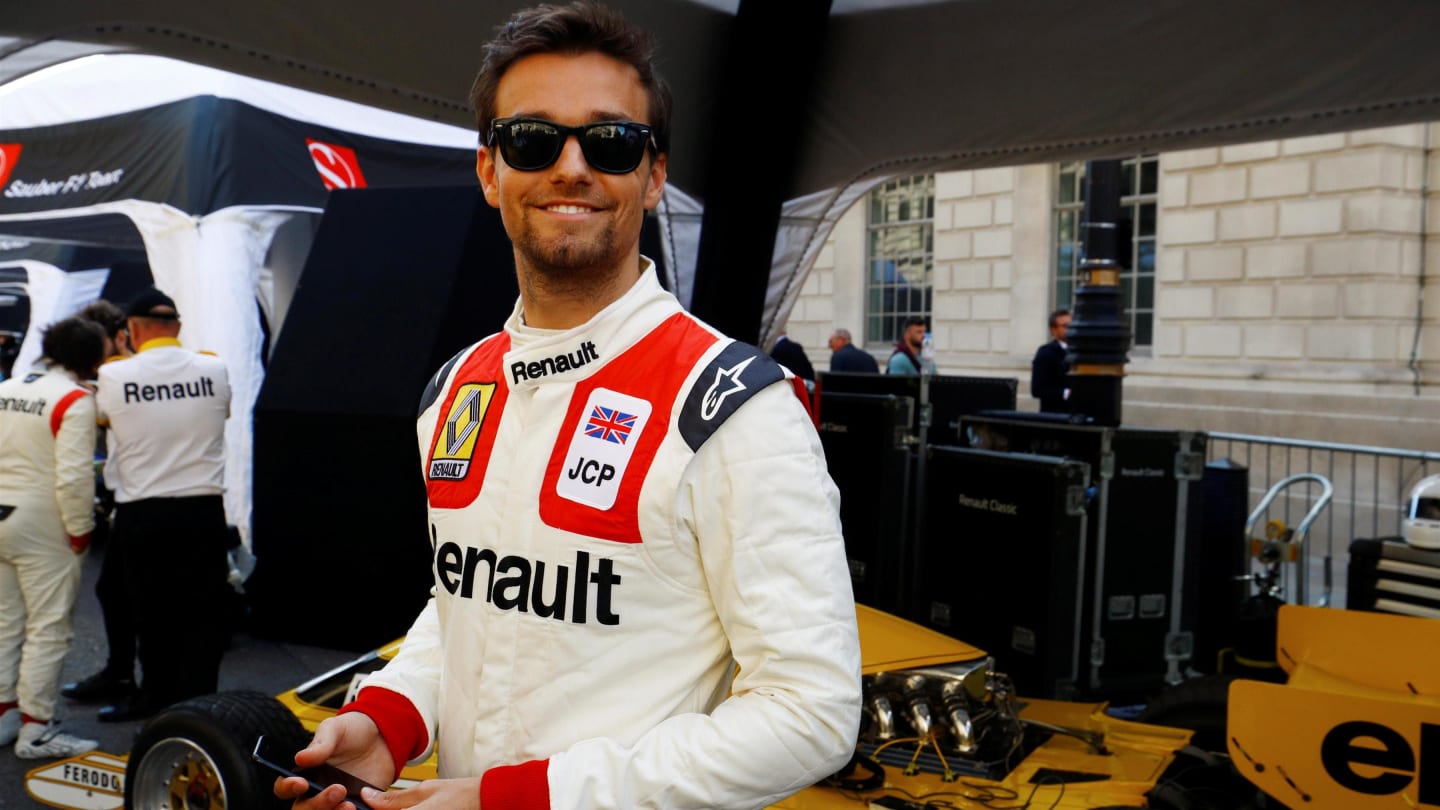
[488,117,658,174]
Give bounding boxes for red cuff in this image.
[481,759,550,810]
[339,686,429,777]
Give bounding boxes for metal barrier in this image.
[1208,432,1440,608]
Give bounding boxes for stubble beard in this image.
[514,212,626,298]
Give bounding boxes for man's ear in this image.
[477,147,500,209]
[642,152,667,211]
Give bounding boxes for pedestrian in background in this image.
[827,328,878,373]
[1031,308,1071,413]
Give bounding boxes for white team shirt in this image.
[95,338,231,503]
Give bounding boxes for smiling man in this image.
[277,4,860,810]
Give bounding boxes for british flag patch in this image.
[585,406,637,444]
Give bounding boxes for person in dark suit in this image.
[827,329,878,373]
[769,331,815,382]
[1031,308,1071,413]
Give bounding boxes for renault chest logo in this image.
[430,383,496,480]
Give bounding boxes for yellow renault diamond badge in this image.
[429,383,495,480]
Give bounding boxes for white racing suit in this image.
[0,367,96,721]
[353,262,861,809]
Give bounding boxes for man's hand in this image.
[358,778,482,809]
[274,713,397,809]
[68,533,91,554]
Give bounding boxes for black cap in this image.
[126,287,180,321]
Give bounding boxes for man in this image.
[887,315,927,375]
[61,300,139,706]
[278,4,860,809]
[827,328,878,373]
[1031,308,1071,413]
[93,288,232,722]
[769,330,815,382]
[0,317,104,758]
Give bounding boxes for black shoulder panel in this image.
[417,345,472,418]
[678,341,786,452]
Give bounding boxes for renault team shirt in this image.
[95,338,230,503]
[353,260,861,810]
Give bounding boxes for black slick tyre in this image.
[124,690,310,810]
[1137,674,1235,753]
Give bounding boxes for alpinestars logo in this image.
[701,355,755,420]
[0,144,20,190]
[306,139,368,190]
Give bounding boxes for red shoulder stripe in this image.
[50,389,88,437]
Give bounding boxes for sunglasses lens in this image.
[500,120,564,170]
[580,123,650,173]
[495,119,651,173]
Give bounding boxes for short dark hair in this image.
[41,316,105,379]
[1048,308,1071,329]
[78,299,126,339]
[903,316,928,330]
[470,1,672,154]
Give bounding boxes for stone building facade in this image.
[785,123,1440,453]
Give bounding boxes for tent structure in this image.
[2,0,1440,548]
[3,0,1440,347]
[0,54,481,543]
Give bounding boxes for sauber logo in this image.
[306,139,368,190]
[429,383,496,480]
[0,144,20,189]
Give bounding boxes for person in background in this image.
[0,316,105,759]
[93,288,232,722]
[277,4,859,809]
[827,328,878,373]
[887,315,926,375]
[1031,308,1071,413]
[61,299,139,707]
[769,330,815,382]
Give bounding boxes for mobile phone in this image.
[252,735,380,810]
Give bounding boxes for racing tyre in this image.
[125,690,310,810]
[1146,746,1284,810]
[1137,674,1234,753]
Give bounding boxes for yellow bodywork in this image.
[1227,605,1440,809]
[273,605,1192,808]
[31,605,1190,809]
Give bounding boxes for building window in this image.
[866,175,934,346]
[1054,156,1157,348]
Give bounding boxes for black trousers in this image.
[93,522,136,677]
[114,495,229,706]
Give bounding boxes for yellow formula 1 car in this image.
[27,606,1226,810]
[1224,605,1440,809]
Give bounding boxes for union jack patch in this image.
[585,406,636,444]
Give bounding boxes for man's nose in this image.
[551,134,591,178]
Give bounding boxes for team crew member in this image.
[62,300,140,705]
[278,4,861,809]
[0,317,105,759]
[94,288,232,722]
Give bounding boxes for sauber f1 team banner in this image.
[0,97,472,216]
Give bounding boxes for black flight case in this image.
[915,445,1091,699]
[958,414,1207,701]
[815,392,916,616]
